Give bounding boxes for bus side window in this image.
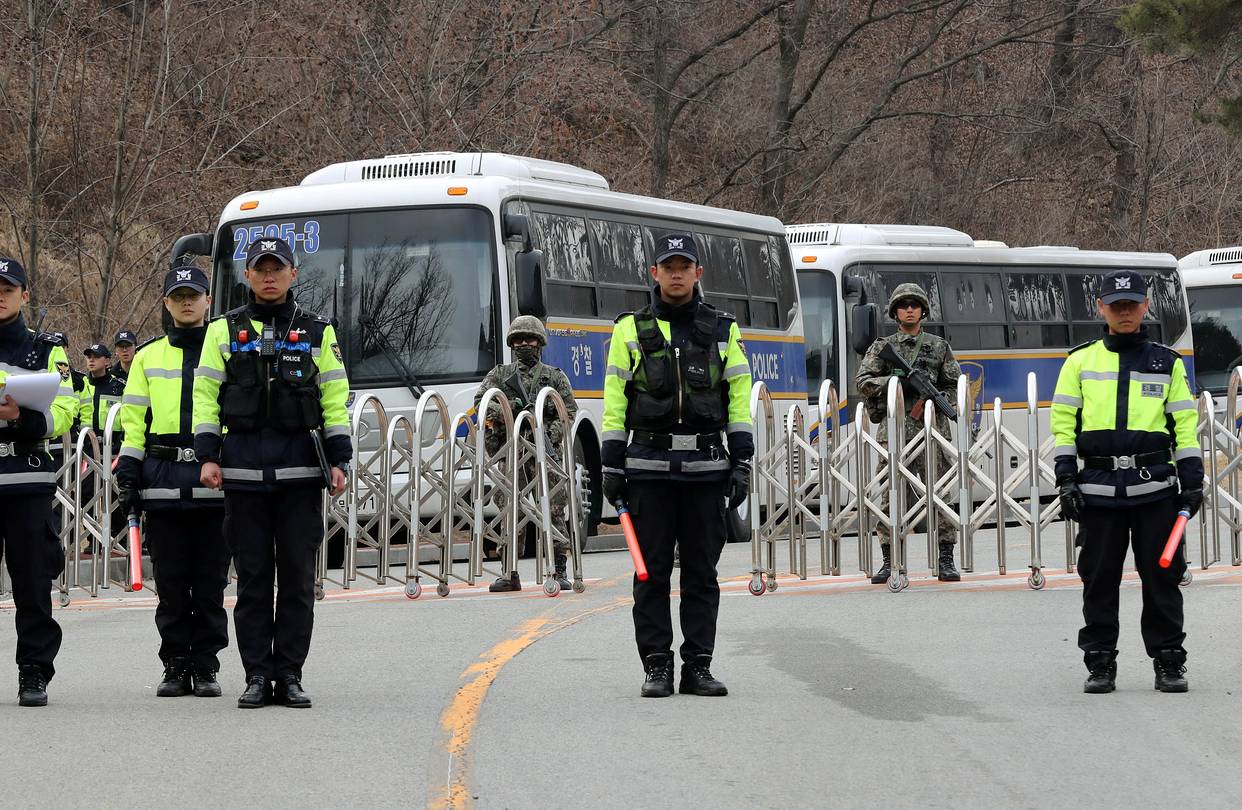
[531,211,596,317]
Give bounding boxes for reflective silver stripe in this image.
[605,364,633,381]
[1127,479,1177,496]
[144,367,182,379]
[625,341,640,351]
[57,385,76,397]
[602,466,625,476]
[1131,372,1170,385]
[1174,447,1200,461]
[119,446,145,461]
[1080,371,1118,381]
[1053,444,1077,459]
[682,459,731,472]
[1080,483,1115,496]
[191,488,225,499]
[324,425,350,438]
[274,466,321,480]
[141,488,181,500]
[195,423,221,436]
[724,364,749,379]
[218,343,231,353]
[221,467,263,481]
[1165,400,1195,414]
[0,471,58,485]
[727,422,752,435]
[197,367,225,381]
[122,394,150,407]
[312,347,321,358]
[319,368,348,383]
[1052,394,1082,408]
[717,342,729,354]
[603,430,627,443]
[626,458,671,472]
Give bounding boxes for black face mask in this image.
[512,345,541,368]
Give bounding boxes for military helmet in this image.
[887,283,931,320]
[506,315,547,347]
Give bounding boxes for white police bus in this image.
[790,223,1192,462]
[1180,245,1242,397]
[170,152,806,539]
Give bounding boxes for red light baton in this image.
[1159,510,1191,569]
[128,512,143,591]
[614,500,648,581]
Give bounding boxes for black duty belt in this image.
[0,441,41,458]
[1082,451,1172,471]
[630,431,723,452]
[147,444,198,463]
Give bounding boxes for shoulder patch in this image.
[1067,339,1098,356]
[135,334,165,353]
[331,342,342,362]
[613,311,635,324]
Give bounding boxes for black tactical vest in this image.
[627,303,729,433]
[220,305,326,432]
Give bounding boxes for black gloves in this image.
[114,455,141,491]
[118,487,143,517]
[603,471,626,507]
[1179,487,1203,519]
[1057,475,1084,522]
[727,462,751,510]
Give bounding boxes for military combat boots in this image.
[937,543,961,582]
[871,545,891,584]
[553,553,572,591]
[641,652,674,698]
[18,665,48,707]
[156,659,193,697]
[1153,651,1188,693]
[1083,651,1118,694]
[679,655,728,697]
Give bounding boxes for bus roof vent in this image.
[360,156,457,181]
[786,223,974,247]
[300,152,610,189]
[1209,248,1242,265]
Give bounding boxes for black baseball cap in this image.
[245,236,296,269]
[114,329,138,346]
[0,256,26,288]
[84,343,112,358]
[164,265,209,296]
[1099,270,1147,305]
[654,233,699,265]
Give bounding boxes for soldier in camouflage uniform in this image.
[474,315,579,592]
[855,282,963,584]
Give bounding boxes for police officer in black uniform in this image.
[112,329,138,383]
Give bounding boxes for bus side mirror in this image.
[515,249,546,318]
[503,214,532,252]
[850,303,878,355]
[170,232,213,269]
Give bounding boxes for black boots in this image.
[275,676,312,708]
[489,571,521,593]
[18,665,48,708]
[937,543,961,582]
[237,675,272,709]
[679,655,728,696]
[1083,651,1118,693]
[641,652,674,698]
[1153,651,1189,693]
[157,660,193,697]
[553,553,572,590]
[193,667,223,698]
[871,545,891,584]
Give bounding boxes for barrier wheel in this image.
[313,584,325,601]
[887,572,908,593]
[766,577,778,593]
[572,579,586,594]
[1028,570,1046,590]
[58,593,70,608]
[748,576,765,596]
[436,582,451,598]
[543,578,561,597]
[405,581,422,600]
[1180,569,1193,587]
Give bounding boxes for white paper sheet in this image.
[0,371,61,413]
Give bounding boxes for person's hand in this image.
[200,461,223,490]
[910,399,926,422]
[114,455,141,490]
[330,466,348,498]
[1179,487,1203,519]
[118,488,143,516]
[603,471,626,507]
[727,462,751,510]
[0,395,19,421]
[1057,476,1085,522]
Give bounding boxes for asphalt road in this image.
[3,522,1241,809]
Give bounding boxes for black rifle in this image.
[878,342,958,420]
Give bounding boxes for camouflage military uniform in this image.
[855,324,962,547]
[474,359,579,552]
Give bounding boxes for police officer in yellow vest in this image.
[116,266,231,699]
[1052,270,1202,695]
[602,233,752,698]
[80,342,125,445]
[193,236,350,709]
[0,256,78,707]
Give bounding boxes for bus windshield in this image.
[214,207,499,384]
[1188,284,1242,393]
[797,270,838,398]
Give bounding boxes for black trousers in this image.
[1077,496,1186,658]
[0,494,63,679]
[629,479,727,664]
[225,488,322,681]
[147,509,231,671]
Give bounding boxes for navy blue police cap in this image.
[84,343,112,359]
[654,233,699,265]
[1099,270,1147,304]
[245,236,296,269]
[0,256,27,288]
[164,265,210,296]
[114,329,138,346]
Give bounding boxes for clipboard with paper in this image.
[0,371,60,413]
